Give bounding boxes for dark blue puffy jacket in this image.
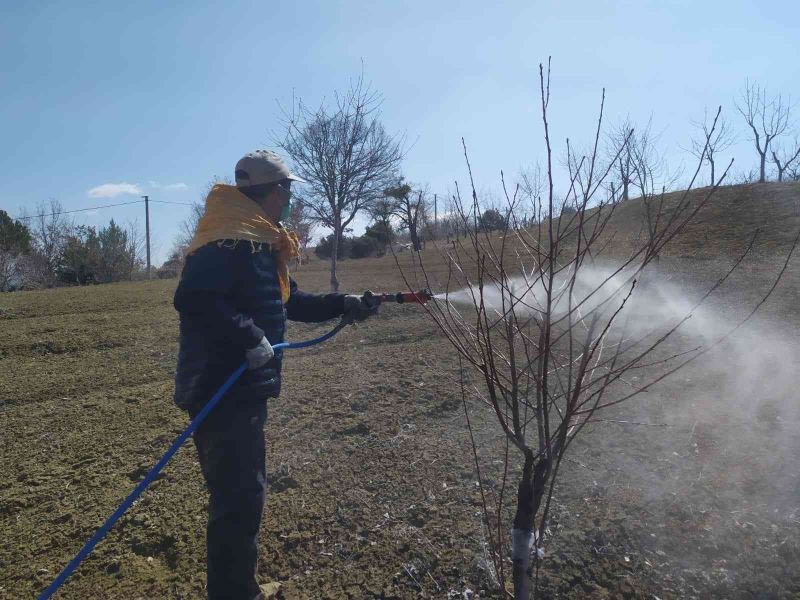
[173,240,345,412]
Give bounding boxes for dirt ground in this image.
[1,240,799,598]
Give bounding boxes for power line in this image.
[13,200,145,221]
[149,199,196,206]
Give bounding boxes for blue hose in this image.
[37,321,347,600]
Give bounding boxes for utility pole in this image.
[434,194,437,240]
[142,195,151,279]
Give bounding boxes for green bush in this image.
[314,234,352,259]
[315,232,386,260]
[349,236,382,259]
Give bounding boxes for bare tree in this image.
[606,117,636,201]
[284,200,313,264]
[0,210,31,291]
[0,252,20,291]
[631,124,667,190]
[734,168,759,185]
[20,200,74,287]
[436,209,463,242]
[276,74,404,291]
[518,164,545,225]
[611,117,667,201]
[396,61,794,599]
[124,220,146,279]
[174,177,229,256]
[771,136,800,182]
[689,107,735,186]
[177,201,205,252]
[385,180,427,252]
[736,79,792,183]
[605,116,679,260]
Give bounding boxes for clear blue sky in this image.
[1,1,798,264]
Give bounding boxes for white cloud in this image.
[148,181,189,191]
[87,182,143,198]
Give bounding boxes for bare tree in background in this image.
[630,121,686,260]
[0,210,31,291]
[385,180,428,252]
[284,200,313,264]
[518,164,545,224]
[689,107,735,186]
[626,118,666,196]
[174,177,230,257]
[445,195,471,240]
[125,220,147,279]
[734,168,759,185]
[397,61,795,599]
[276,74,404,291]
[0,252,22,291]
[771,136,800,182]
[605,117,676,258]
[22,200,74,287]
[736,79,792,183]
[177,201,205,252]
[606,117,636,201]
[436,211,463,242]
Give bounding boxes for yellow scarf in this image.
[186,184,299,303]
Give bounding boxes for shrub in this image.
[349,236,382,259]
[314,234,352,260]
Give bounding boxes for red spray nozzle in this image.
[394,289,433,304]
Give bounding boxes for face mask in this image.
[279,199,292,223]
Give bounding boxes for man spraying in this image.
[173,150,376,600]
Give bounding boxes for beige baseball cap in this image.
[234,150,306,187]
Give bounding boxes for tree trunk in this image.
[511,526,533,600]
[336,228,346,259]
[619,160,629,201]
[330,225,340,293]
[434,194,438,240]
[511,452,551,600]
[409,222,421,252]
[709,158,715,187]
[759,152,767,183]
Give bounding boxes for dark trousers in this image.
[192,396,268,600]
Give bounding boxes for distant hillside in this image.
[601,182,800,259]
[295,182,799,290]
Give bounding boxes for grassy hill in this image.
[292,181,800,297]
[600,182,800,259]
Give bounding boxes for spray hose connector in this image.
[362,288,433,307]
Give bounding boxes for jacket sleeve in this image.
[173,242,265,350]
[285,278,346,323]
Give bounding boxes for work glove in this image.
[245,336,274,369]
[343,293,379,323]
